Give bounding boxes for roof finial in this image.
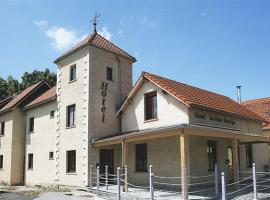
[90,13,101,33]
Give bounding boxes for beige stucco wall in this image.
[189,108,262,134]
[0,112,13,184]
[0,108,25,185]
[121,80,189,132]
[25,102,56,186]
[98,134,269,186]
[56,47,90,186]
[89,47,133,140]
[10,108,25,185]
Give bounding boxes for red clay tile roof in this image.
[141,71,264,122]
[54,32,136,63]
[24,86,56,109]
[242,97,270,130]
[0,82,48,114]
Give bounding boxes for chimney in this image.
[236,86,242,104]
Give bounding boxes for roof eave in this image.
[23,96,57,111]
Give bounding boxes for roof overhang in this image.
[92,123,270,148]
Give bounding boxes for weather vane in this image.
[91,13,101,32]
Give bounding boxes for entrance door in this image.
[100,149,114,175]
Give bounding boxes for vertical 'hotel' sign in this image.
[101,82,108,123]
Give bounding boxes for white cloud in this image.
[34,20,48,28]
[117,29,124,37]
[200,11,208,17]
[140,17,159,28]
[34,20,87,52]
[98,26,112,41]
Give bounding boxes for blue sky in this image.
[0,0,269,101]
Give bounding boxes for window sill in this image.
[66,126,76,129]
[144,118,158,123]
[69,79,77,84]
[50,116,55,119]
[28,131,35,134]
[66,172,77,175]
[27,168,33,171]
[0,168,3,171]
[49,158,54,160]
[0,134,5,137]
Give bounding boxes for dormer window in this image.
[144,91,157,121]
[70,65,76,82]
[106,67,113,81]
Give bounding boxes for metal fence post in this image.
[221,172,226,200]
[97,166,100,196]
[90,165,93,189]
[183,167,188,200]
[125,165,128,192]
[149,165,154,200]
[215,164,219,198]
[105,165,108,190]
[117,167,121,200]
[253,163,257,200]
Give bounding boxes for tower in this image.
[54,21,136,186]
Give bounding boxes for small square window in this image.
[106,67,113,81]
[29,117,34,133]
[50,110,55,118]
[70,65,77,82]
[49,152,54,160]
[0,155,3,170]
[28,154,33,170]
[0,122,5,136]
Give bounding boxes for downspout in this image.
[116,56,122,133]
[23,112,27,185]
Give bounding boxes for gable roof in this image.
[0,82,50,114]
[54,32,136,64]
[24,86,57,110]
[242,97,270,130]
[117,71,264,122]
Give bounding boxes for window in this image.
[29,117,34,133]
[67,150,76,173]
[50,110,55,118]
[207,141,217,171]
[136,143,147,172]
[0,155,3,170]
[70,65,76,81]
[28,154,33,169]
[66,104,76,127]
[0,122,5,136]
[245,144,253,168]
[144,91,157,121]
[49,152,54,160]
[106,67,113,81]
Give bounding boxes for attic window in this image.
[144,91,157,121]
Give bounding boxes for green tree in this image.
[0,78,8,100]
[0,68,56,100]
[6,76,20,97]
[20,68,56,90]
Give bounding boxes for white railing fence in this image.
[88,163,270,200]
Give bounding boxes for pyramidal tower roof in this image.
[54,31,136,64]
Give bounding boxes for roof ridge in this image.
[142,71,231,99]
[243,97,270,105]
